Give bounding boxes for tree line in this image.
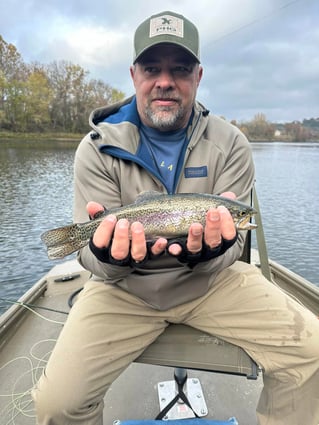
[1,35,318,140]
[232,113,319,142]
[0,36,125,133]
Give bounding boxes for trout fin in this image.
[135,190,162,203]
[41,223,90,260]
[46,240,89,260]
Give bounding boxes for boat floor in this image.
[0,260,263,425]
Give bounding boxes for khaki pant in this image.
[32,262,319,425]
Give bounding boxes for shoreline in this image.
[0,131,84,143]
[1,131,319,144]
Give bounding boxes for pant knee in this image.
[32,375,103,424]
[32,377,73,421]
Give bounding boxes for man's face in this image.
[130,44,203,131]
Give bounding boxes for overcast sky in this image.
[0,0,318,122]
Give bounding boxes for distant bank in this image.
[1,131,319,145]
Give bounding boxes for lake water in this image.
[0,140,318,314]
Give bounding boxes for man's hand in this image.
[86,202,167,263]
[87,191,236,264]
[167,192,237,256]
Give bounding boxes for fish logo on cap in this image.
[149,14,184,38]
[133,11,200,63]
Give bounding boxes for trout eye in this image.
[238,211,247,217]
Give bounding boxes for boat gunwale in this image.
[0,277,48,351]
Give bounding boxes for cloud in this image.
[0,0,318,121]
[39,21,132,69]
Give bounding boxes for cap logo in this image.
[149,14,184,38]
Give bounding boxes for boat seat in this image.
[135,323,258,379]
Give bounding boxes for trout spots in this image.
[41,192,257,259]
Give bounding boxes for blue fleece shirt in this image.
[139,123,188,194]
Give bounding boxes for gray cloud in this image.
[0,0,318,121]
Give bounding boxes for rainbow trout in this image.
[41,192,257,260]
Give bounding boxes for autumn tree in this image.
[0,36,28,129]
[45,61,86,132]
[0,35,27,82]
[0,36,125,133]
[22,68,52,131]
[45,61,125,133]
[284,121,312,142]
[243,113,275,140]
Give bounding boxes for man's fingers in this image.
[218,206,236,240]
[130,222,147,262]
[167,243,183,256]
[204,209,222,248]
[220,191,236,200]
[87,201,105,219]
[151,238,168,256]
[186,223,203,253]
[111,219,130,260]
[93,214,117,248]
[204,205,236,249]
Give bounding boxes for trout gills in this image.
[41,192,257,260]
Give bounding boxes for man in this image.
[33,11,319,425]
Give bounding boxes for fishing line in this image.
[0,356,39,424]
[1,281,72,420]
[0,284,82,423]
[0,297,69,315]
[205,0,304,46]
[0,294,72,422]
[0,298,66,423]
[10,303,65,326]
[0,340,56,425]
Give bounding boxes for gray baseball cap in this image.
[133,11,200,63]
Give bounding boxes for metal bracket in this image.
[157,377,208,420]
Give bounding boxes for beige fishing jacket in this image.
[74,96,255,310]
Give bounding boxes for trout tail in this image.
[41,223,90,260]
